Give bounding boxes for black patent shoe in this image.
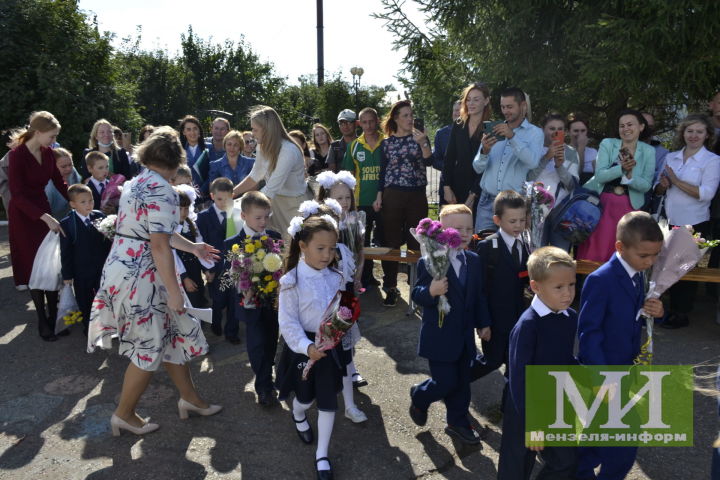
[292,412,313,444]
[408,385,427,426]
[445,424,482,445]
[40,333,58,342]
[315,457,333,480]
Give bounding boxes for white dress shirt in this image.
[498,228,522,258]
[248,139,308,198]
[89,177,108,193]
[662,146,720,226]
[278,259,344,355]
[615,252,639,281]
[449,249,465,278]
[531,294,569,317]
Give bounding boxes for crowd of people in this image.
[2,85,720,480]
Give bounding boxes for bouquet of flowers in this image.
[220,235,284,309]
[339,210,366,275]
[94,214,118,241]
[100,174,126,212]
[302,291,358,380]
[634,224,717,365]
[410,217,462,328]
[524,181,555,251]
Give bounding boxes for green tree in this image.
[375,0,720,139]
[0,0,141,158]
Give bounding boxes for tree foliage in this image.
[375,0,720,139]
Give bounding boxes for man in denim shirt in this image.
[472,87,543,231]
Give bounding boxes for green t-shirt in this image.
[341,133,385,207]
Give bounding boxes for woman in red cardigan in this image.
[8,111,68,341]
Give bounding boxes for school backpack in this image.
[545,187,602,245]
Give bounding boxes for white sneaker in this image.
[345,406,368,423]
[16,285,28,291]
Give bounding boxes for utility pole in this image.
[316,0,324,87]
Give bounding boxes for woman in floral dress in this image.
[88,127,222,436]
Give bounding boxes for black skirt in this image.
[275,331,347,411]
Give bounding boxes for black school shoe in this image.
[257,390,279,407]
[315,457,333,480]
[445,424,482,445]
[383,288,399,307]
[226,336,241,345]
[292,412,314,444]
[408,385,427,426]
[660,312,689,329]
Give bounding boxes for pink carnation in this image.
[337,306,353,320]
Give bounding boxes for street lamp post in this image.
[350,66,364,112]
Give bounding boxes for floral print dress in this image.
[87,169,208,371]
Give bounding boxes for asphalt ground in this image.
[0,227,718,479]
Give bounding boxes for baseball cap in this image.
[337,109,357,122]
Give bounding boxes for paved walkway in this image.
[0,228,718,479]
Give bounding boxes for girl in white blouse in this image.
[276,214,344,480]
[654,113,720,329]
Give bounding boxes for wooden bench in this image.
[363,248,420,315]
[576,260,720,283]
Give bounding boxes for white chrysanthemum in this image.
[262,253,283,272]
[252,261,265,274]
[298,200,320,219]
[335,170,356,190]
[316,171,337,189]
[287,216,304,237]
[323,198,342,217]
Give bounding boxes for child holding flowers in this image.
[222,191,283,404]
[410,205,491,445]
[317,170,369,423]
[275,212,346,480]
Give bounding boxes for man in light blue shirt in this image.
[472,87,544,231]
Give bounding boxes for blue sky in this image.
[79,0,425,94]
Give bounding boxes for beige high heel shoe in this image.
[110,414,159,437]
[177,398,223,420]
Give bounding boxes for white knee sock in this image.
[316,410,335,470]
[346,357,358,378]
[342,374,356,410]
[292,397,312,431]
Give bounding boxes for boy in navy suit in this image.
[498,246,578,480]
[85,151,110,210]
[471,190,530,383]
[60,184,112,335]
[223,191,282,406]
[576,211,664,480]
[197,177,238,341]
[410,204,491,445]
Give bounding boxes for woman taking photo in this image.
[80,119,132,180]
[578,109,655,261]
[207,130,254,186]
[232,106,310,236]
[442,83,492,213]
[655,114,720,329]
[375,100,433,307]
[8,111,68,341]
[88,126,221,436]
[242,131,256,158]
[309,123,333,175]
[179,115,210,196]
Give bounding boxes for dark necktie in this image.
[458,253,467,287]
[220,211,227,231]
[85,217,92,227]
[632,272,644,306]
[99,181,106,193]
[512,239,521,267]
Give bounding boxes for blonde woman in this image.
[81,119,132,179]
[309,123,334,175]
[233,106,310,236]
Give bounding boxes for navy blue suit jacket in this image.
[475,233,529,334]
[59,210,111,281]
[196,207,226,273]
[411,250,491,363]
[578,254,645,365]
[87,180,103,210]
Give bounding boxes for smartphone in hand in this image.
[483,120,506,141]
[552,130,565,146]
[413,117,425,133]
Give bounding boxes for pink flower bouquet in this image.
[411,217,462,328]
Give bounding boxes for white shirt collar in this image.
[498,228,520,252]
[531,294,569,317]
[615,252,639,279]
[75,211,90,224]
[212,204,227,222]
[90,177,107,190]
[243,225,265,238]
[298,258,326,279]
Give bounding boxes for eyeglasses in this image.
[246,139,257,143]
